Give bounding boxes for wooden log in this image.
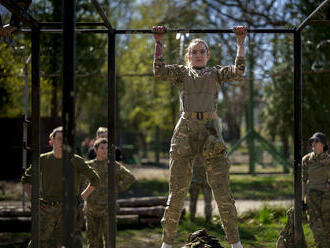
[117,205,165,217]
[0,208,30,217]
[117,196,167,207]
[139,217,161,226]
[117,214,139,226]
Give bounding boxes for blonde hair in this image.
[184,39,209,68]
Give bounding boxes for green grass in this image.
[230,175,293,200]
[120,175,294,200]
[119,179,169,198]
[1,207,316,248]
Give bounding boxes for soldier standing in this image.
[21,126,100,248]
[153,25,247,248]
[276,207,307,248]
[87,126,122,161]
[189,155,213,223]
[85,138,135,248]
[302,132,330,248]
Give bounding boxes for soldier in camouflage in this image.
[21,126,100,248]
[153,25,247,248]
[85,138,136,248]
[302,132,330,248]
[189,155,213,223]
[276,207,307,248]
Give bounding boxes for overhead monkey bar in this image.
[18,27,296,34]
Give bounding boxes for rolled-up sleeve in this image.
[153,58,185,88]
[79,160,100,187]
[215,56,245,83]
[116,162,136,193]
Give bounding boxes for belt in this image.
[182,112,218,120]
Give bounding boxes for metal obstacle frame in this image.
[0,0,329,247]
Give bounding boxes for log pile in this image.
[0,196,169,232]
[117,196,167,227]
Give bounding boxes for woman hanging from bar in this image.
[302,132,330,248]
[152,25,247,248]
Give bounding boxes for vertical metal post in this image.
[294,30,304,248]
[248,41,255,174]
[108,31,117,248]
[22,54,31,211]
[31,29,40,248]
[62,0,76,247]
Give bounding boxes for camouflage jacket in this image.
[153,56,245,113]
[276,207,307,248]
[21,151,100,202]
[302,152,330,191]
[86,159,135,211]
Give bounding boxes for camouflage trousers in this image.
[27,204,62,248]
[27,204,83,248]
[189,180,212,222]
[161,117,239,245]
[74,204,84,248]
[86,209,108,248]
[307,189,330,248]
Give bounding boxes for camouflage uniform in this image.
[189,155,213,223]
[21,151,100,248]
[302,152,330,248]
[85,160,135,248]
[276,207,307,248]
[154,56,245,245]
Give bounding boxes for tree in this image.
[116,0,210,152]
[260,0,330,154]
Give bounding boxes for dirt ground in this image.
[1,164,292,216]
[0,164,293,248]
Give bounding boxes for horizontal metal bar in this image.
[18,28,296,34]
[115,28,296,34]
[19,28,108,33]
[297,0,330,31]
[40,22,106,27]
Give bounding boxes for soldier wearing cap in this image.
[21,126,100,248]
[302,132,330,248]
